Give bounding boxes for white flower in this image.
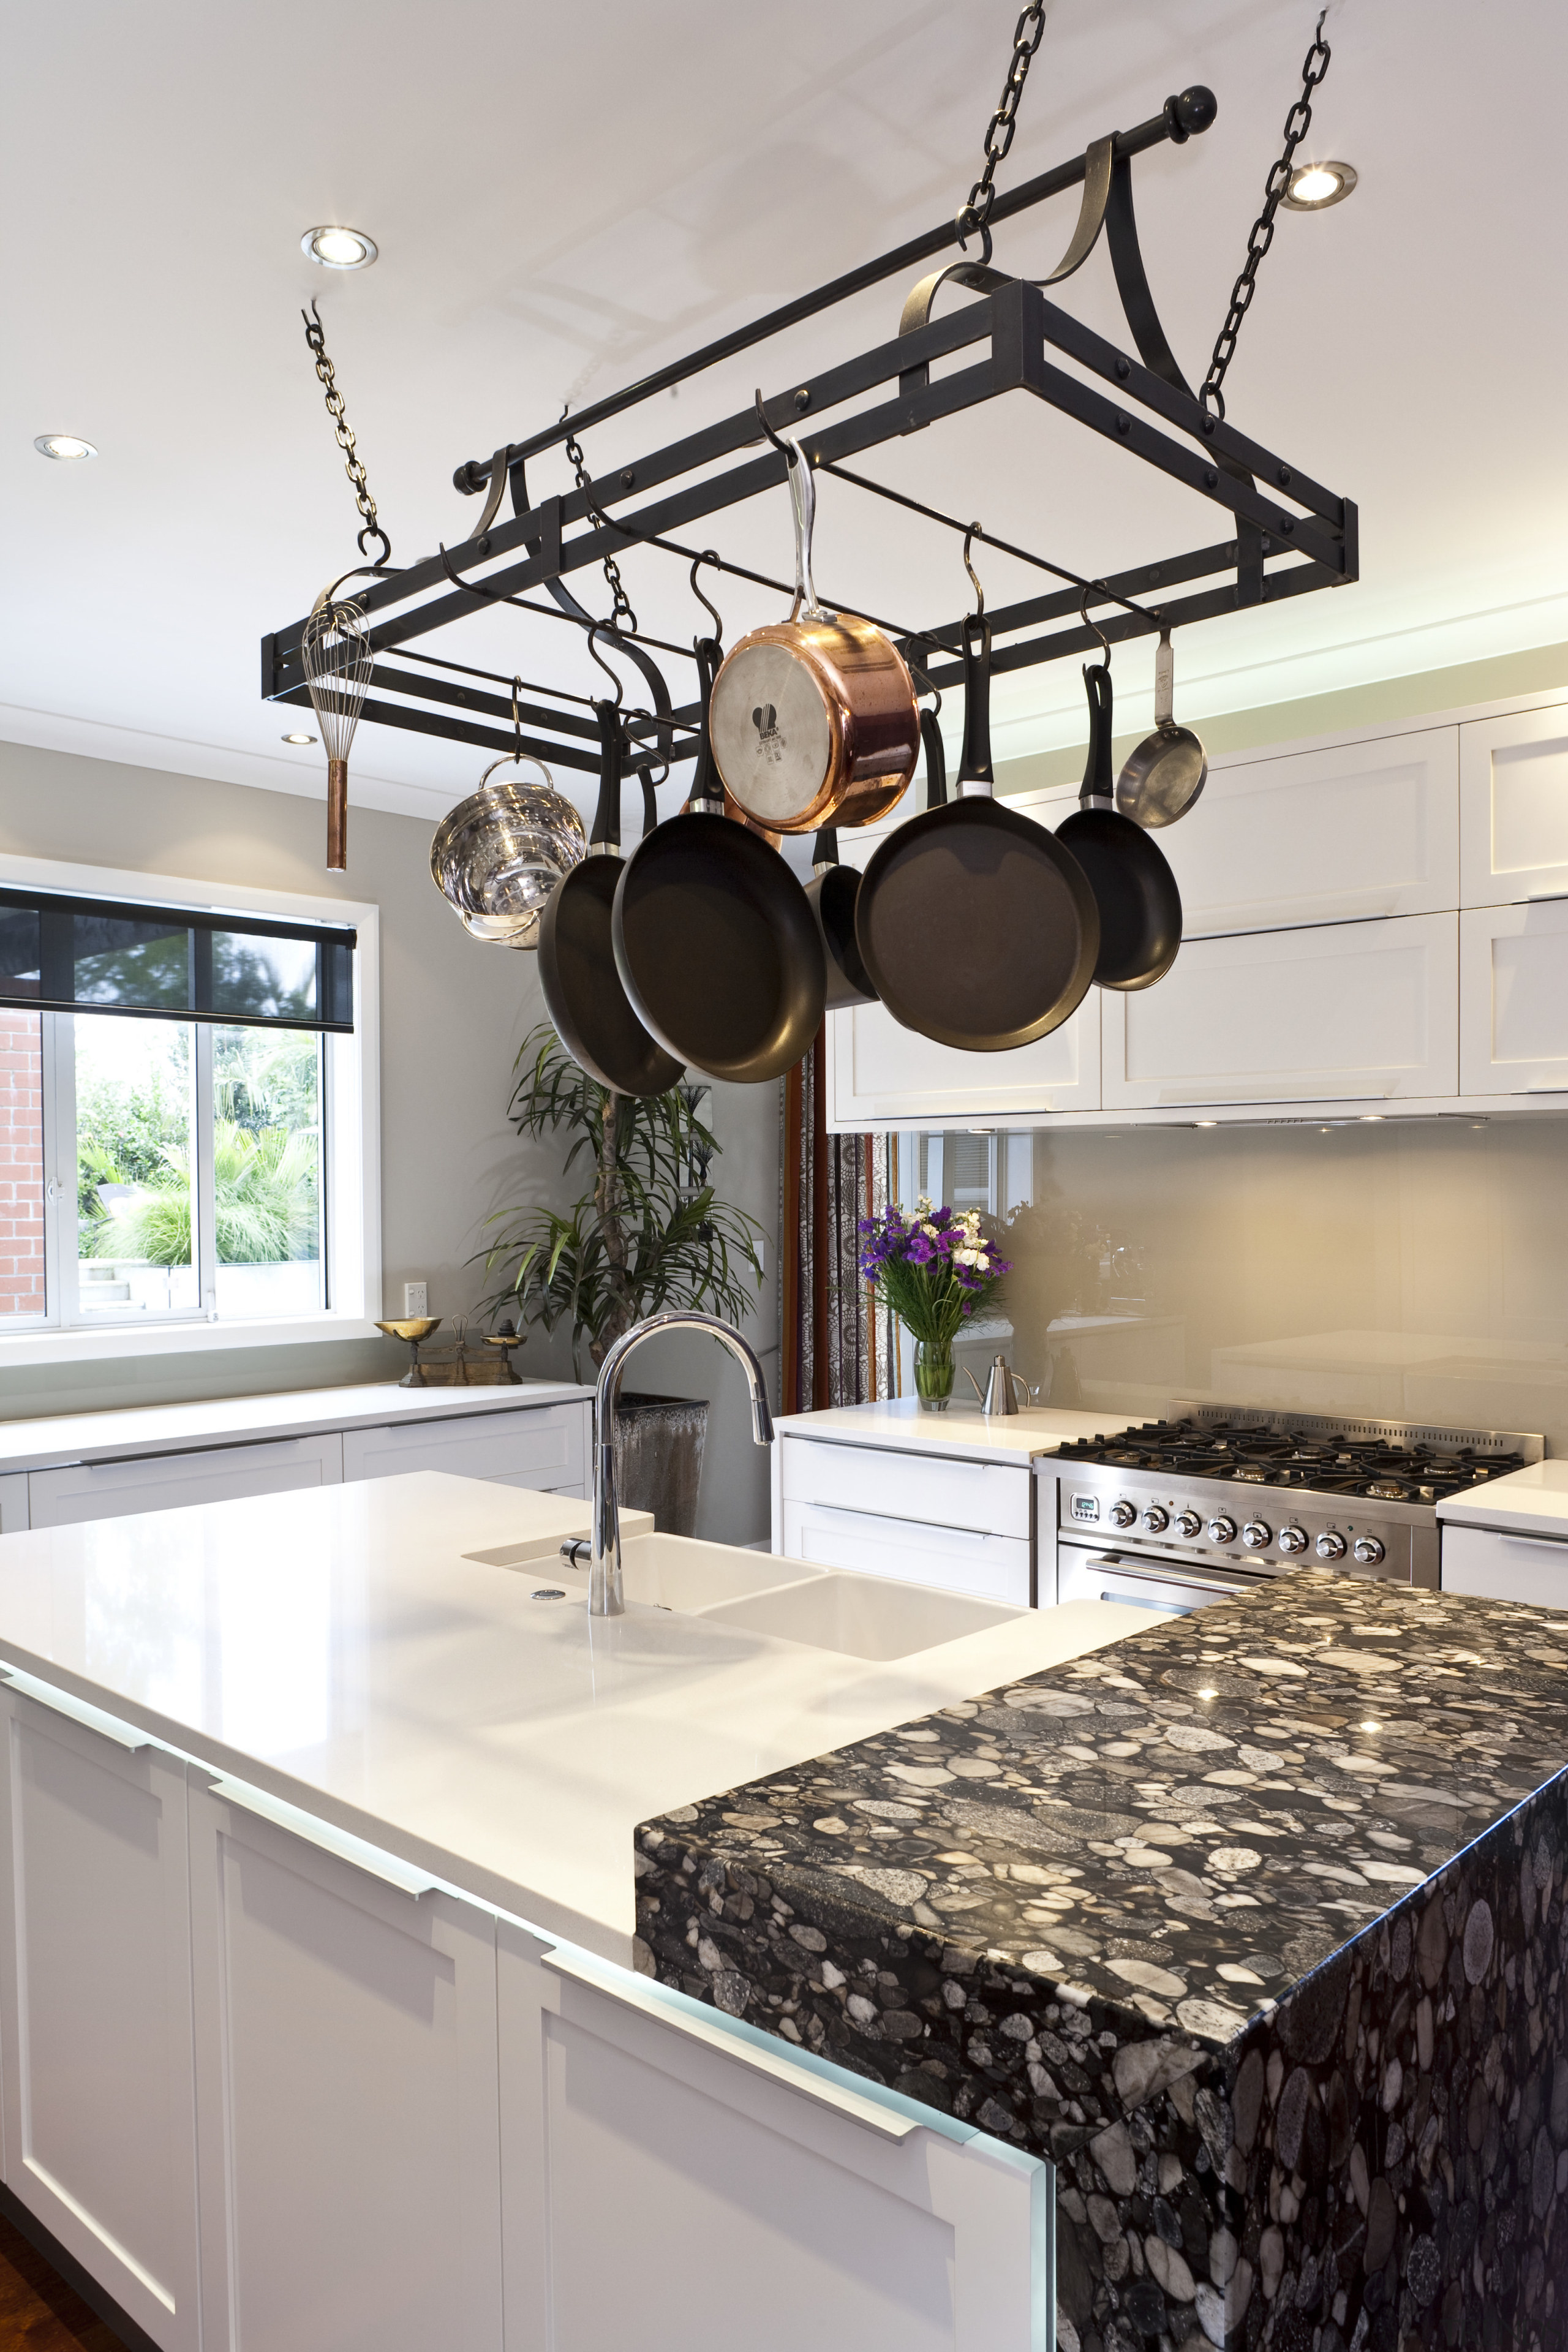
[975,1253,990,1271]
[954,1248,976,1265]
[922,1223,939,1239]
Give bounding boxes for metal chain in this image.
[1200,10,1332,418]
[956,3,1049,261]
[300,301,391,567]
[562,420,638,636]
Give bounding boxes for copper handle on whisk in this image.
[327,761,348,870]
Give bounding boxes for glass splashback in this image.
[894,1119,1568,1451]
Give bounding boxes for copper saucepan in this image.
[709,437,918,835]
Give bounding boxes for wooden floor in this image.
[0,2216,121,2351]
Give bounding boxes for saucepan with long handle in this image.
[1115,627,1207,827]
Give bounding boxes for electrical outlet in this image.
[404,1281,428,1317]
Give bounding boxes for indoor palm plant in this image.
[480,1025,764,1379]
[859,1195,1011,1410]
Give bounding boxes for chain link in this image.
[1200,11,1332,419]
[563,423,638,636]
[300,302,391,567]
[956,3,1049,260]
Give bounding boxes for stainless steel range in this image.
[1042,1402,1544,1616]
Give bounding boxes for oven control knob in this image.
[1109,1501,1137,1529]
[1142,1506,1169,1533]
[1207,1515,1237,1545]
[1277,1524,1307,1554]
[1242,1520,1272,1549]
[1316,1531,1348,1562]
[1175,1510,1203,1539]
[1352,1536,1385,1566]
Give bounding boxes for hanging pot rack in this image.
[262,75,1357,777]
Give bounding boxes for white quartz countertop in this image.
[774,1397,1147,1464]
[1439,1459,1568,1538]
[0,1375,592,1475]
[0,1472,1134,1964]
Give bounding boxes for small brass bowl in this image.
[374,1317,443,1344]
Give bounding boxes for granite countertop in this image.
[636,1570,1568,2052]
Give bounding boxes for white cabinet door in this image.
[781,1498,1033,1606]
[1101,914,1459,1110]
[780,1436,1031,1536]
[827,995,1099,1129]
[188,1776,503,2352]
[341,1403,586,1496]
[1441,1522,1568,1607]
[1459,703,1568,905]
[0,1474,26,1532]
[1161,729,1458,936]
[0,1682,198,2351]
[28,1431,343,1528]
[1460,900,1568,1095]
[497,1924,1050,2352]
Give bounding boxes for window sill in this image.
[0,1315,386,1369]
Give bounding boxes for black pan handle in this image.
[957,614,993,796]
[920,707,948,809]
[686,636,726,815]
[813,826,839,872]
[589,703,624,851]
[1079,663,1114,807]
[638,766,659,838]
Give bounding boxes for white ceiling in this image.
[3,0,1565,829]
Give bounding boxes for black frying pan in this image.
[537,705,685,1096]
[1056,663,1182,992]
[804,827,876,1011]
[853,617,1099,1051]
[612,639,826,1084]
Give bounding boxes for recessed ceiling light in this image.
[301,225,378,270]
[282,731,318,746]
[1359,1115,1384,1123]
[1193,1120,1218,1129]
[34,434,97,461]
[1281,160,1357,211]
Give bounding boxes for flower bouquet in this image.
[858,1196,1012,1411]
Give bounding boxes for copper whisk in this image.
[301,589,374,870]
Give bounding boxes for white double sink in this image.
[467,1529,1021,1663]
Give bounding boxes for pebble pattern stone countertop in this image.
[636,1574,1568,2351]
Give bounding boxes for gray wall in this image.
[0,743,781,1543]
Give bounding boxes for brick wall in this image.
[0,1011,45,1316]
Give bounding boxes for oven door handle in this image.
[1072,1552,1256,1613]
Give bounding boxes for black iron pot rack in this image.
[262,82,1357,781]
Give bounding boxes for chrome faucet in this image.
[576,1309,775,1618]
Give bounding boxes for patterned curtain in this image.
[780,1028,898,1414]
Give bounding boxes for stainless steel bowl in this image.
[430,758,587,949]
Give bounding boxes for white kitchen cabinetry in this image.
[0,1476,26,1533]
[1101,913,1459,1110]
[780,1497,1032,1606]
[27,1431,344,1528]
[1459,703,1568,905]
[1459,900,1568,1096]
[0,1681,199,2351]
[1441,1521,1568,1608]
[777,1438,1035,1606]
[187,1775,503,2352]
[1161,728,1458,936]
[497,1923,1049,2352]
[829,993,1100,1126]
[341,1402,586,1497]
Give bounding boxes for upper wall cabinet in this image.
[1460,900,1568,1096]
[1159,729,1459,936]
[1101,913,1460,1110]
[1460,704,1568,904]
[828,994,1099,1128]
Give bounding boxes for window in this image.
[0,861,377,1357]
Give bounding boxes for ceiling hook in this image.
[1080,583,1111,666]
[586,621,625,708]
[753,388,800,467]
[903,633,943,717]
[962,524,986,617]
[688,549,725,649]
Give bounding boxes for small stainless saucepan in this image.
[1116,627,1207,828]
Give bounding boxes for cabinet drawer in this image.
[1161,729,1458,935]
[1441,1522,1568,1608]
[780,1499,1032,1606]
[28,1432,344,1528]
[826,993,1099,1128]
[1460,900,1568,1095]
[1101,913,1458,1109]
[778,1437,1030,1537]
[1459,704,1568,905]
[341,1404,585,1491]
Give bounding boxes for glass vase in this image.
[913,1338,955,1412]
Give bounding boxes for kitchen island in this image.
[638,1570,1568,2352]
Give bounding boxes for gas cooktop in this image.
[1052,1414,1534,1506]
